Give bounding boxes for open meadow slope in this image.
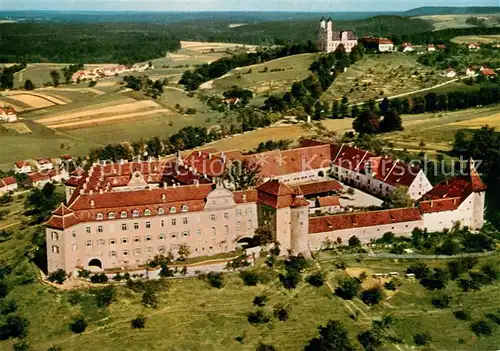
[452,34,500,44]
[206,53,319,97]
[321,53,451,104]
[416,14,500,31]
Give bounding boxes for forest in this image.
[0,23,181,64]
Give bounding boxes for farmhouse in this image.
[28,169,68,188]
[427,44,436,52]
[479,66,497,78]
[318,17,358,53]
[466,66,478,77]
[13,161,32,174]
[35,158,54,171]
[402,43,414,53]
[468,43,481,51]
[360,37,394,52]
[443,68,457,78]
[45,140,486,274]
[0,106,17,123]
[0,177,17,195]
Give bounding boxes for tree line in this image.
[0,23,181,64]
[0,64,26,90]
[179,41,318,90]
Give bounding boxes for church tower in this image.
[467,158,487,229]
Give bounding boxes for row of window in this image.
[96,205,190,221]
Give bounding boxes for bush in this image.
[454,310,471,321]
[485,313,500,325]
[384,278,401,291]
[48,269,67,284]
[247,309,270,325]
[69,316,87,334]
[273,303,291,321]
[253,295,268,307]
[0,281,10,298]
[406,263,430,279]
[13,340,30,351]
[93,286,116,307]
[335,278,361,300]
[471,320,492,337]
[431,294,452,309]
[131,314,147,329]
[207,272,224,288]
[413,332,431,346]
[0,315,29,339]
[90,273,108,284]
[240,271,260,286]
[142,288,158,308]
[361,287,384,306]
[279,270,301,290]
[0,299,17,315]
[357,329,383,351]
[306,272,325,287]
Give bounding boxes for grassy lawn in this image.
[208,53,319,97]
[321,53,450,104]
[452,34,500,45]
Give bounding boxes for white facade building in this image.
[318,18,358,53]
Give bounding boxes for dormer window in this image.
[144,209,151,216]
[133,210,139,217]
[158,208,165,215]
[170,206,176,213]
[181,204,188,212]
[120,211,127,218]
[96,213,104,221]
[108,212,115,220]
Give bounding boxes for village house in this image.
[45,140,486,274]
[0,106,17,123]
[318,17,358,53]
[466,66,478,77]
[468,43,481,51]
[35,158,54,171]
[479,65,497,78]
[13,161,32,174]
[0,177,18,195]
[427,44,436,52]
[361,37,394,52]
[402,42,415,53]
[443,68,457,78]
[28,169,68,188]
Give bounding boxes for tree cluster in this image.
[123,75,166,99]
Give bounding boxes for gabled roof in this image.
[309,208,422,234]
[0,177,16,187]
[14,161,29,169]
[317,196,341,207]
[292,180,342,196]
[257,179,294,196]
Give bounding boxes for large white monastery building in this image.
[318,17,358,53]
[46,140,487,274]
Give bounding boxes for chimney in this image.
[90,200,95,208]
[99,189,103,194]
[242,194,247,202]
[194,179,199,187]
[163,182,168,188]
[173,183,177,189]
[89,190,93,196]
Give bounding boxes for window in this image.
[133,210,139,217]
[120,211,127,218]
[110,238,116,245]
[72,230,76,238]
[147,247,154,254]
[144,209,151,216]
[171,233,177,239]
[224,198,229,204]
[236,209,242,216]
[86,240,92,247]
[172,218,176,226]
[182,231,189,237]
[134,222,139,230]
[158,207,165,215]
[247,220,253,229]
[170,206,176,213]
[183,217,188,225]
[146,221,151,229]
[161,220,164,227]
[247,208,253,215]
[158,246,165,254]
[86,226,91,234]
[122,249,129,256]
[224,212,229,220]
[121,223,127,231]
[52,245,59,254]
[97,225,103,233]
[197,229,202,236]
[98,239,105,246]
[159,234,165,240]
[181,204,188,212]
[121,237,128,244]
[51,231,59,240]
[108,212,115,220]
[224,225,229,235]
[134,248,141,255]
[146,235,152,242]
[96,213,104,220]
[211,200,216,205]
[211,214,216,221]
[211,227,216,237]
[134,236,140,243]
[236,221,241,231]
[72,244,77,252]
[110,250,116,257]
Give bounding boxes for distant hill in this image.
[403,6,500,17]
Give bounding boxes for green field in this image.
[207,53,319,97]
[321,53,450,104]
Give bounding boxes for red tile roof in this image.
[481,68,497,76]
[292,180,343,196]
[419,198,461,213]
[14,161,29,169]
[233,189,259,203]
[1,177,17,187]
[309,208,422,234]
[183,151,225,177]
[257,179,294,196]
[317,196,341,207]
[36,158,52,165]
